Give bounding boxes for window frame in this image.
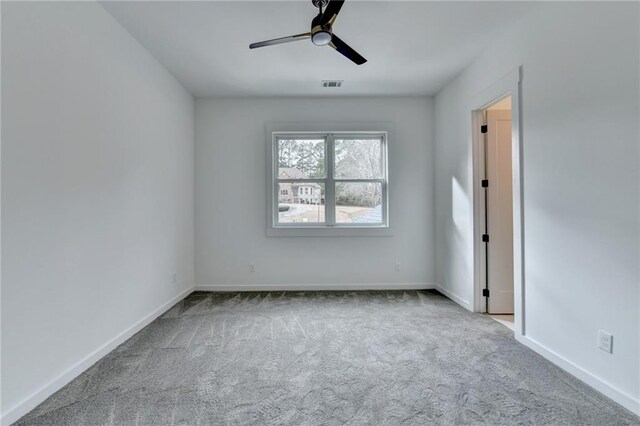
[267,123,393,237]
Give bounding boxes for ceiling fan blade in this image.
[320,0,345,26]
[329,34,366,65]
[249,32,311,49]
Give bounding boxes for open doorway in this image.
[470,68,524,336]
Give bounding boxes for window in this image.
[270,132,388,232]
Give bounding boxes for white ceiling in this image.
[101,1,536,97]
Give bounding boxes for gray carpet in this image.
[16,291,639,425]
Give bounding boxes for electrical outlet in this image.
[395,262,401,272]
[598,330,613,353]
[249,263,255,273]
[172,273,177,284]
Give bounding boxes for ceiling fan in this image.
[249,0,367,65]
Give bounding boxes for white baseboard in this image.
[194,283,435,292]
[434,284,473,311]
[1,286,194,426]
[515,334,640,416]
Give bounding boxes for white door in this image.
[486,109,514,314]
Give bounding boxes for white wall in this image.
[434,2,639,414]
[1,2,194,421]
[195,97,433,289]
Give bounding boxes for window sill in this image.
[266,226,393,237]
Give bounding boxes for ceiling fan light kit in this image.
[312,30,332,46]
[249,0,367,65]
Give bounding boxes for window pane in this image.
[334,138,382,179]
[278,183,325,224]
[278,139,325,179]
[335,182,382,224]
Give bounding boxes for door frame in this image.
[469,67,524,336]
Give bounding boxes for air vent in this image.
[322,80,343,88]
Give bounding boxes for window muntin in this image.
[273,132,388,229]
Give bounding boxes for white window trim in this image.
[266,122,394,237]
